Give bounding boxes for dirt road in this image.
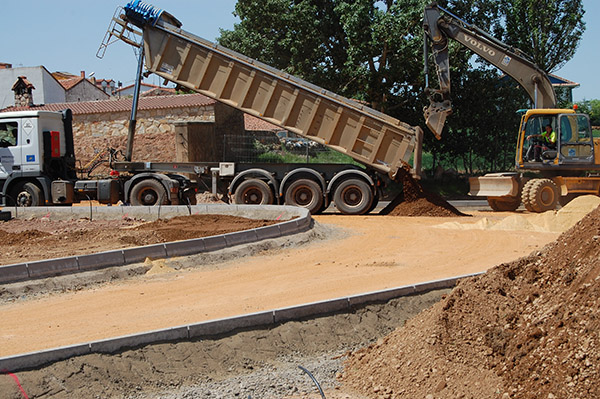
[0,212,558,357]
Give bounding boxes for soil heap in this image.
[380,169,465,217]
[342,205,600,398]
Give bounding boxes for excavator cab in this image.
[517,110,595,169]
[519,113,558,164]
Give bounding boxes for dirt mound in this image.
[436,195,600,233]
[0,215,278,265]
[341,204,600,398]
[380,169,465,217]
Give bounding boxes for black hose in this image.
[298,365,326,399]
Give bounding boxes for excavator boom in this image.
[423,3,557,138]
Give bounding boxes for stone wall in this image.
[72,105,214,165]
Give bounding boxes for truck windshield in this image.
[0,122,18,147]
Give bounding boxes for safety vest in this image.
[542,130,556,144]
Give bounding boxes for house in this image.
[0,66,65,109]
[0,66,113,108]
[55,71,110,102]
[547,73,580,104]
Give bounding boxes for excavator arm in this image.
[423,3,557,138]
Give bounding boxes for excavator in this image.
[423,3,599,212]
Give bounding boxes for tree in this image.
[576,99,600,127]
[499,0,586,73]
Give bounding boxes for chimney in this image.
[80,70,85,78]
[12,76,35,107]
[0,63,12,69]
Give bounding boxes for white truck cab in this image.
[0,110,76,206]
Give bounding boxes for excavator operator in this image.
[527,124,556,162]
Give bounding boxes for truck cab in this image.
[0,110,76,206]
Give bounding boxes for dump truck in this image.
[96,0,423,215]
[423,3,599,212]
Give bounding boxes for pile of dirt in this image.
[436,195,600,233]
[341,204,600,398]
[0,214,278,266]
[380,169,465,217]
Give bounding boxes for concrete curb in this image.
[0,205,311,285]
[0,272,483,372]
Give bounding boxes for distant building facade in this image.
[0,66,65,109]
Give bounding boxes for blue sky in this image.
[2,0,597,101]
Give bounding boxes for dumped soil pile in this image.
[380,169,465,217]
[341,205,600,398]
[0,214,277,265]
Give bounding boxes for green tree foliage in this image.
[575,99,600,126]
[499,0,586,72]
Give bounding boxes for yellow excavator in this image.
[423,3,599,212]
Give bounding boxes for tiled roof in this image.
[116,82,163,93]
[1,92,283,131]
[1,93,216,115]
[244,114,281,131]
[59,77,84,90]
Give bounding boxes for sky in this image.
[2,0,598,101]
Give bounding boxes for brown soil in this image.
[341,205,600,399]
[381,169,465,217]
[0,199,598,399]
[0,215,277,265]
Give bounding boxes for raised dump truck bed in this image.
[105,1,420,181]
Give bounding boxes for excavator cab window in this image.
[522,115,557,162]
[558,114,594,163]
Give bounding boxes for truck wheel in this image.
[333,178,373,215]
[487,196,520,211]
[527,178,558,213]
[521,179,536,212]
[234,179,274,205]
[284,179,323,214]
[130,179,168,206]
[11,182,43,207]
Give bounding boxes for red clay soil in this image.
[380,169,465,217]
[0,215,277,265]
[341,205,600,398]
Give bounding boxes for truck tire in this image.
[284,179,323,214]
[130,179,168,206]
[526,178,558,213]
[487,196,520,211]
[11,182,43,207]
[233,179,274,205]
[333,178,373,215]
[521,179,536,212]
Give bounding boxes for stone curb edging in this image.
[0,272,483,372]
[0,205,311,285]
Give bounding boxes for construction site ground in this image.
[1,196,599,398]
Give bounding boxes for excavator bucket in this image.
[423,100,451,140]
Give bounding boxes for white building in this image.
[0,66,65,109]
